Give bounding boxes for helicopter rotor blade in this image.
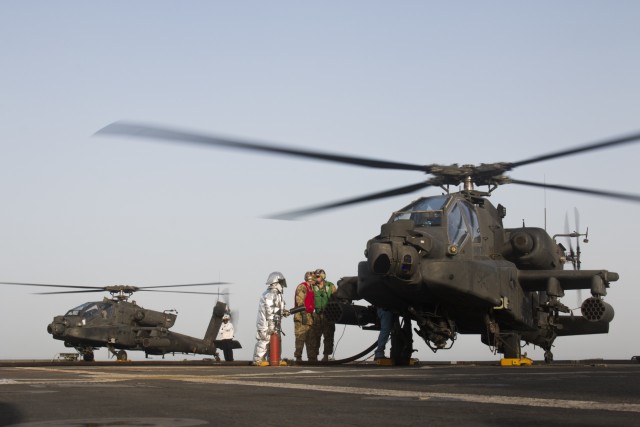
[95,121,431,172]
[510,130,640,168]
[0,282,105,290]
[509,179,640,203]
[136,282,230,289]
[266,180,436,220]
[1,281,233,295]
[34,289,108,295]
[139,289,230,295]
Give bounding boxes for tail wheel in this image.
[116,350,128,361]
[82,351,94,362]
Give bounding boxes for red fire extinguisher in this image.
[269,331,281,366]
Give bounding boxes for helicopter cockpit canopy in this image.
[391,194,448,227]
[390,194,481,248]
[65,302,109,320]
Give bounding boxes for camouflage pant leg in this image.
[307,320,322,360]
[310,313,335,357]
[294,322,312,359]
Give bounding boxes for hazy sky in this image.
[1,1,639,362]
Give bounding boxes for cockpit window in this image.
[448,203,469,247]
[390,195,449,226]
[65,302,107,319]
[66,302,95,316]
[459,201,481,243]
[82,304,102,320]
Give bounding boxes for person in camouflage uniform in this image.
[293,271,315,362]
[309,268,337,362]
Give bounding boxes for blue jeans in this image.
[375,308,394,358]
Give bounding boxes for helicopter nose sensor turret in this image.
[47,319,66,336]
[365,220,428,280]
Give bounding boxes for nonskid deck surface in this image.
[2,360,640,426]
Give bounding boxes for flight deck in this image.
[1,359,640,426]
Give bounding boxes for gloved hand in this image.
[267,322,276,335]
[283,309,290,317]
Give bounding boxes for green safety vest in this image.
[313,282,334,312]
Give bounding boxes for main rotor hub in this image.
[105,285,139,300]
[427,162,513,192]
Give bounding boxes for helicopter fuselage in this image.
[331,191,617,359]
[47,298,236,360]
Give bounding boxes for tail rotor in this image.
[218,287,238,328]
[559,209,589,310]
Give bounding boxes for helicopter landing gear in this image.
[390,316,414,366]
[75,346,95,362]
[498,332,533,366]
[499,332,521,359]
[107,345,128,361]
[544,350,554,364]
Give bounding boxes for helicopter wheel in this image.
[544,350,554,364]
[500,333,522,359]
[82,351,94,362]
[390,316,414,366]
[116,350,128,361]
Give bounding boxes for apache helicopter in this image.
[96,122,640,364]
[1,281,241,361]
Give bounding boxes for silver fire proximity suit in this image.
[253,271,288,364]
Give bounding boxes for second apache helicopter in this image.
[2,282,240,361]
[97,123,640,364]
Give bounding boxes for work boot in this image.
[295,357,302,363]
[308,357,318,362]
[321,355,329,362]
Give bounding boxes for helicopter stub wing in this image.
[555,316,610,336]
[517,269,618,292]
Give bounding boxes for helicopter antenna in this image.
[574,208,584,306]
[575,208,584,270]
[544,175,547,231]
